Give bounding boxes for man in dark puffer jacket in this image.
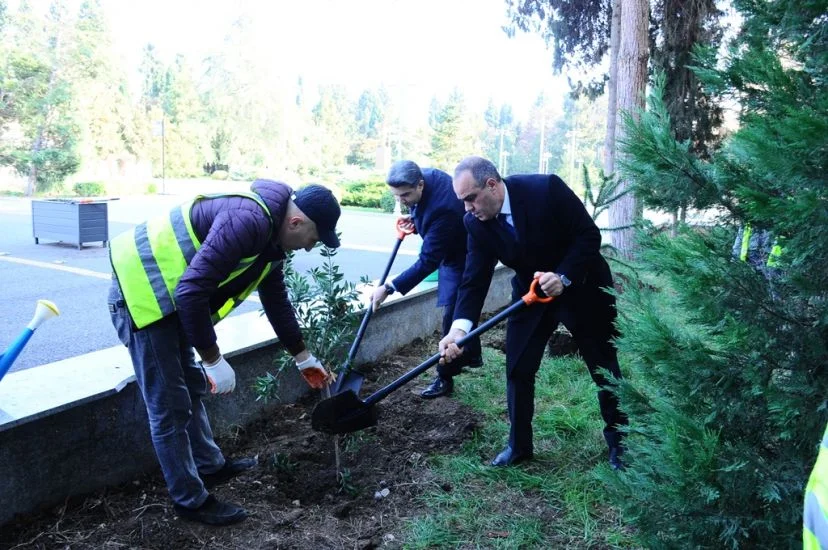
[107,179,340,526]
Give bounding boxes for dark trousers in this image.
[506,284,627,454]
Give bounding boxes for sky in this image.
[105,0,569,120]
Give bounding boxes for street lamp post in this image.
[161,117,166,194]
[152,117,167,194]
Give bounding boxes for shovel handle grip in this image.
[522,279,554,305]
[395,217,416,240]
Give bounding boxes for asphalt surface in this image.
[0,194,421,373]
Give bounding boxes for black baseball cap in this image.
[292,184,341,248]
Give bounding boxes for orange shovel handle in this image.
[395,217,416,240]
[521,278,554,305]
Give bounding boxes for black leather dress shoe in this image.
[201,456,258,488]
[420,376,453,399]
[609,447,625,470]
[463,356,484,369]
[490,446,533,467]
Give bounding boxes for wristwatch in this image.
[384,283,396,295]
[558,274,572,288]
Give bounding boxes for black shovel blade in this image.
[331,368,365,396]
[311,389,379,434]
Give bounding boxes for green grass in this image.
[402,348,637,549]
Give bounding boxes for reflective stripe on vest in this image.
[740,225,753,262]
[110,192,272,329]
[768,242,783,267]
[210,260,282,324]
[804,424,828,549]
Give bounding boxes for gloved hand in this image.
[371,284,390,312]
[296,353,332,389]
[203,355,236,394]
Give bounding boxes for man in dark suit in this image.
[371,160,482,398]
[438,156,627,469]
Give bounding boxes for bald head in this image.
[453,156,505,221]
[454,156,502,188]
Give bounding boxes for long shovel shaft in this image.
[340,236,404,372]
[377,237,404,290]
[363,298,527,406]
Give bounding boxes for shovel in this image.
[0,300,60,383]
[331,217,415,395]
[313,279,553,434]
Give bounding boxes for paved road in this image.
[0,195,422,373]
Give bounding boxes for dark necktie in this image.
[497,213,517,240]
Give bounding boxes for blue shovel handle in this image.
[0,328,35,383]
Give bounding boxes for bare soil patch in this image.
[0,332,491,550]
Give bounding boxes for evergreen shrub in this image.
[599,2,827,546]
[379,190,396,213]
[72,181,105,196]
[340,178,387,209]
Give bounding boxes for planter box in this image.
[31,199,109,250]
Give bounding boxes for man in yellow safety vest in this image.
[107,179,339,526]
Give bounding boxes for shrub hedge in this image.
[340,179,396,212]
[72,181,106,196]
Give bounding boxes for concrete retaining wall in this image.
[0,266,514,526]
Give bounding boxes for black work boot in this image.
[200,456,258,488]
[420,376,453,399]
[173,494,247,526]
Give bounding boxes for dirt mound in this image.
[0,335,483,550]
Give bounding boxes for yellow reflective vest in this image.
[110,192,277,329]
[805,423,828,549]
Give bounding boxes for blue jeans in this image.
[108,279,224,508]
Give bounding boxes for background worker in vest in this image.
[732,223,783,274]
[732,223,784,298]
[370,160,482,398]
[107,180,339,526]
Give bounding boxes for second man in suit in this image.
[371,160,482,398]
[438,156,628,469]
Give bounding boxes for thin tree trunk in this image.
[609,0,649,258]
[603,0,621,178]
[26,21,63,197]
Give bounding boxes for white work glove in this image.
[296,353,332,389]
[203,355,236,394]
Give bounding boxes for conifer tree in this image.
[599,1,828,547]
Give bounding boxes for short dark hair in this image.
[454,156,501,188]
[387,160,424,188]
